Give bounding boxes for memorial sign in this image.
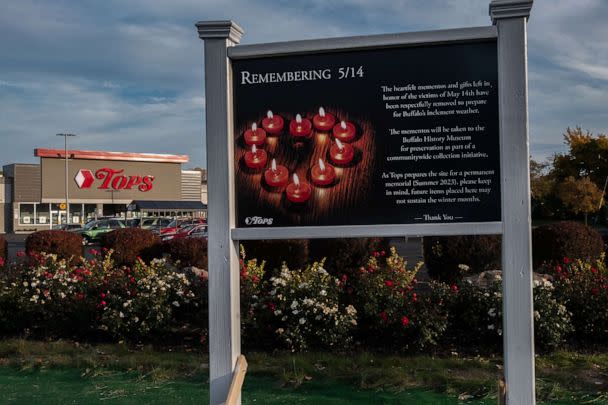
[232,42,500,227]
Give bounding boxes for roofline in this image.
[35,148,189,163]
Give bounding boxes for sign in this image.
[232,42,499,227]
[40,158,181,201]
[59,203,67,210]
[74,168,155,192]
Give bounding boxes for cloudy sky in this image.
[1,0,606,168]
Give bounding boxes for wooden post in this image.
[490,1,536,404]
[196,20,244,405]
[225,355,249,405]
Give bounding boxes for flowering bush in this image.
[99,257,197,340]
[532,221,604,267]
[352,247,448,351]
[442,272,572,351]
[239,245,268,346]
[546,256,608,342]
[0,250,199,341]
[254,259,357,351]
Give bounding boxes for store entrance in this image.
[50,210,67,226]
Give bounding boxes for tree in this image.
[557,176,604,225]
[553,127,608,187]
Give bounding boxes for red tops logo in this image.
[74,168,155,192]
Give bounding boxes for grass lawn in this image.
[0,339,606,404]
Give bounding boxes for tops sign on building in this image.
[35,149,188,203]
[74,168,155,192]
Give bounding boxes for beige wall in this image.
[41,158,182,203]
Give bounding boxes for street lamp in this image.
[56,133,76,224]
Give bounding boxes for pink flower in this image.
[563,257,570,264]
[100,300,107,306]
[401,316,410,326]
[16,251,26,257]
[341,274,348,283]
[90,249,99,256]
[251,275,260,283]
[385,280,394,288]
[450,284,459,293]
[379,311,388,323]
[591,267,598,274]
[591,288,600,296]
[0,257,5,267]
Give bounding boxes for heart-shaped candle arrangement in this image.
[236,107,374,222]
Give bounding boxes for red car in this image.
[161,224,207,241]
[159,218,206,235]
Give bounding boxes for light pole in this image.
[56,133,76,224]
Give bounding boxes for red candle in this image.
[289,114,312,139]
[312,107,336,131]
[243,144,268,170]
[310,158,336,186]
[261,110,284,135]
[332,120,356,142]
[243,123,267,146]
[286,173,312,203]
[330,139,355,165]
[264,159,289,188]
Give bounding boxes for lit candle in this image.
[329,139,355,165]
[289,114,312,139]
[261,110,284,135]
[243,144,268,170]
[243,123,267,146]
[286,173,312,203]
[264,158,289,188]
[332,120,356,142]
[310,158,336,186]
[312,107,336,132]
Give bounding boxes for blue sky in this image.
[1,0,607,168]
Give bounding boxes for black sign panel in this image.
[232,41,499,227]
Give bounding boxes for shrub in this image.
[100,257,197,340]
[546,257,608,343]
[250,260,357,351]
[101,228,160,265]
[442,274,572,352]
[25,230,83,261]
[239,245,269,348]
[241,239,309,273]
[162,237,208,268]
[423,235,501,283]
[532,221,604,267]
[309,237,389,277]
[0,234,6,265]
[0,250,200,341]
[352,247,449,351]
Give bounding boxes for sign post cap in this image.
[196,20,244,43]
[489,0,533,24]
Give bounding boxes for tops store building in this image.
[1,149,207,233]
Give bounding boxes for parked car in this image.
[141,217,172,232]
[73,218,126,245]
[188,224,208,239]
[159,218,206,235]
[161,224,207,242]
[52,223,83,231]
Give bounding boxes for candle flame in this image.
[340,120,347,129]
[335,139,344,150]
[271,158,277,172]
[251,123,257,131]
[293,173,300,186]
[319,107,325,117]
[267,110,274,119]
[318,158,326,172]
[296,114,302,123]
[252,144,257,154]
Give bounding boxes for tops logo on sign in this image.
[74,168,155,192]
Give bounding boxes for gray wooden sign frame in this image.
[196,1,534,403]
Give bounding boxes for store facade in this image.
[2,149,205,233]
